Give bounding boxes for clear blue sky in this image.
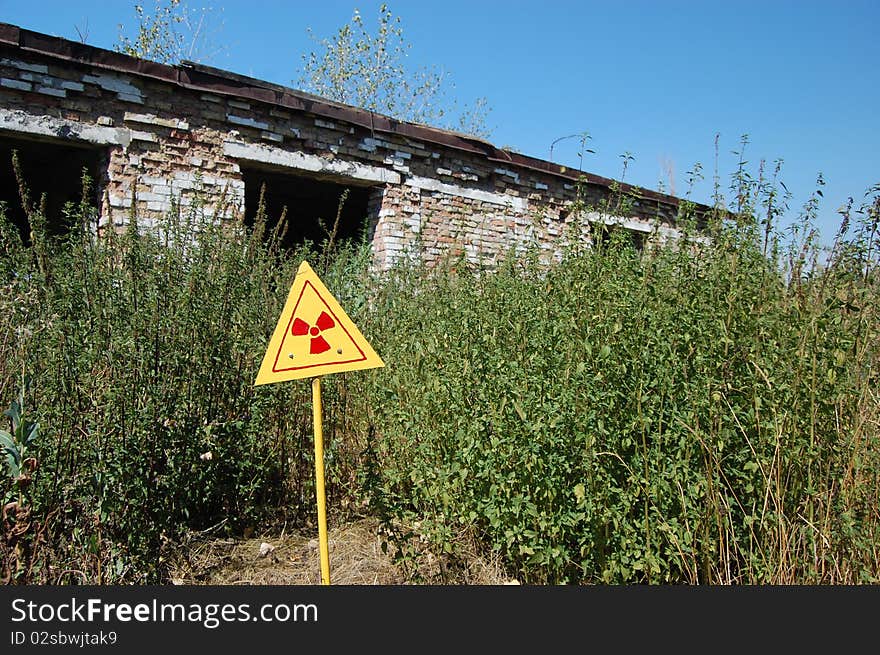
[2,0,877,249]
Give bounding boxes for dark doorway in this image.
[0,134,105,244]
[241,165,372,250]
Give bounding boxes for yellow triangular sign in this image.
[255,261,384,385]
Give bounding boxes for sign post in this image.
[311,376,331,584]
[255,260,384,585]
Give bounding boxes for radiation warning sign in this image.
[255,261,384,385]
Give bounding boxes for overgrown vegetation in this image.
[367,205,879,584]
[0,166,379,583]
[1,147,877,584]
[115,0,226,65]
[297,4,492,138]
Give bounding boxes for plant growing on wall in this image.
[297,4,492,138]
[116,0,226,65]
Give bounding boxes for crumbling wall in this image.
[0,25,687,269]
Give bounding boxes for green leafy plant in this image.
[116,0,226,64]
[359,173,880,584]
[0,381,39,482]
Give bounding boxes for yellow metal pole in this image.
[312,376,331,585]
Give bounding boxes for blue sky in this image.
[2,0,877,248]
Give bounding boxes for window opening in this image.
[0,135,105,245]
[240,165,372,250]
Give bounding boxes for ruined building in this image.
[0,22,707,268]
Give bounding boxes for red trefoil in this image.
[291,311,336,354]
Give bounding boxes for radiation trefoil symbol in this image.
[255,261,384,384]
[291,311,336,354]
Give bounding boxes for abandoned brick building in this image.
[0,22,705,268]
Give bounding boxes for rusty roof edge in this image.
[180,60,500,146]
[5,23,181,85]
[178,62,499,154]
[176,68,710,213]
[0,22,20,46]
[487,152,707,211]
[0,22,711,214]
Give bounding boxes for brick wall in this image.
[0,23,696,269]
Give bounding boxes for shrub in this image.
[363,188,879,584]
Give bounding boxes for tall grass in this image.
[0,168,378,583]
[1,150,877,584]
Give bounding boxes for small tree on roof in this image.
[116,0,225,65]
[297,4,492,138]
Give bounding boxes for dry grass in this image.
[168,516,517,586]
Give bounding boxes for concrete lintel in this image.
[584,211,653,233]
[0,107,130,146]
[405,174,527,210]
[223,140,400,185]
[583,211,684,240]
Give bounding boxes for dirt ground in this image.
[168,516,518,585]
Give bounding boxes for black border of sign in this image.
[1,584,878,651]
